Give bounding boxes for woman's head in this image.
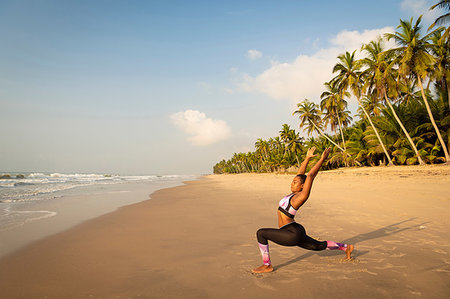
[291,174,306,192]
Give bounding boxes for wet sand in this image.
[0,165,449,298]
[0,180,188,258]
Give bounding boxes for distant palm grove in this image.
[214,3,450,174]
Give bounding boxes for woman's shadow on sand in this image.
[275,218,428,270]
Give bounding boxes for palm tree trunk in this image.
[335,110,349,167]
[295,152,300,167]
[446,76,450,110]
[283,145,288,158]
[336,108,347,151]
[356,95,394,166]
[311,120,362,166]
[417,77,450,162]
[383,91,425,165]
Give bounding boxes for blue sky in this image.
[0,0,443,174]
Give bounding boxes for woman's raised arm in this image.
[297,147,317,175]
[293,148,331,207]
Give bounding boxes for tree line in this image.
[214,4,450,174]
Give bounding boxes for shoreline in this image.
[0,165,449,298]
[0,177,198,259]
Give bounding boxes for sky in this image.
[0,0,444,175]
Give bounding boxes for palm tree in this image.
[360,39,423,165]
[286,130,304,167]
[293,99,361,166]
[429,0,450,34]
[386,16,449,162]
[279,124,293,158]
[293,98,361,168]
[270,137,285,171]
[332,50,394,165]
[255,138,271,172]
[332,51,362,96]
[363,39,428,165]
[358,94,383,117]
[320,80,351,150]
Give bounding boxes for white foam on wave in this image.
[121,175,157,181]
[28,173,46,178]
[0,206,57,231]
[0,173,198,202]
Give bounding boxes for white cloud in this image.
[170,110,232,146]
[246,49,263,60]
[400,0,439,23]
[238,27,395,105]
[330,28,396,56]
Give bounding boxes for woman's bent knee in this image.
[256,228,268,245]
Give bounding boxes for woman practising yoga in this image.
[252,147,354,273]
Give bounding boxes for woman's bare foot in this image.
[346,244,354,260]
[252,264,273,273]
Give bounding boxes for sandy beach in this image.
[0,165,449,298]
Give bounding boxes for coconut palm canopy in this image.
[214,5,449,174]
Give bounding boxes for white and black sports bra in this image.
[278,193,298,219]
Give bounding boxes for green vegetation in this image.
[214,7,450,174]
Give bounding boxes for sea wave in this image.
[0,173,197,202]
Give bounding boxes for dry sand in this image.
[0,165,449,298]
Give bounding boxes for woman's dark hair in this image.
[296,174,307,184]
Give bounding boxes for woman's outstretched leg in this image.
[298,235,354,259]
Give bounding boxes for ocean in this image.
[0,172,199,256]
[0,172,196,203]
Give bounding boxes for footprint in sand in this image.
[252,279,276,291]
[340,257,359,263]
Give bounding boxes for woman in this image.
[252,147,354,273]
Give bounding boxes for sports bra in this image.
[278,193,298,219]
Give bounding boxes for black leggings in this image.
[257,222,327,251]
